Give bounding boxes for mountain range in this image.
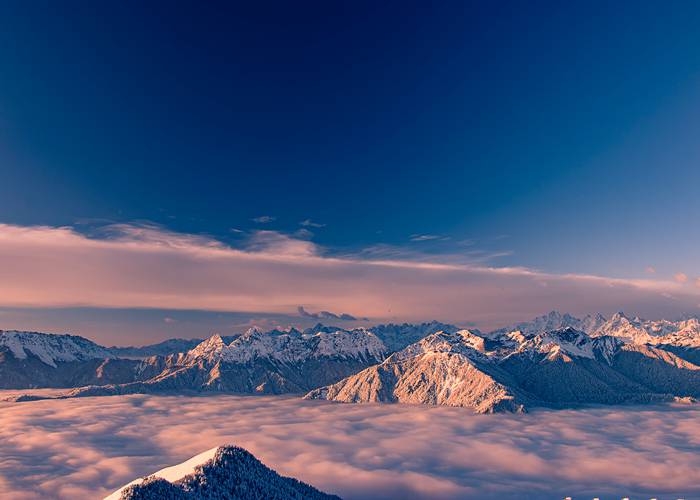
[0,322,449,393]
[105,445,340,500]
[306,326,700,412]
[3,312,700,413]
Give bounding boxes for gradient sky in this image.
[1,1,700,344]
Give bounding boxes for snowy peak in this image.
[367,320,459,352]
[579,313,607,334]
[0,330,114,367]
[512,327,623,362]
[388,329,487,363]
[306,322,700,413]
[186,325,387,364]
[183,321,459,366]
[107,445,339,500]
[389,326,623,364]
[491,310,603,337]
[186,334,228,361]
[491,311,700,350]
[311,327,386,359]
[592,313,700,347]
[592,311,652,344]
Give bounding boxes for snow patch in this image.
[104,447,218,500]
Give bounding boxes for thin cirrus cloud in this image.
[1,394,700,500]
[299,219,326,228]
[410,234,450,242]
[0,222,698,329]
[252,216,276,223]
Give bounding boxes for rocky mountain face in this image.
[106,445,340,500]
[306,326,700,413]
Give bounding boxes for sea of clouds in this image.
[0,393,699,499]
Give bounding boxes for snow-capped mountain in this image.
[307,326,700,413]
[489,310,606,337]
[491,310,700,349]
[590,312,653,344]
[6,315,700,411]
[366,321,459,352]
[306,329,528,413]
[185,326,386,365]
[591,312,700,347]
[0,330,114,367]
[0,330,180,389]
[57,326,391,398]
[106,445,340,500]
[490,311,700,364]
[0,322,455,394]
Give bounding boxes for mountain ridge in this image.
[4,313,700,412]
[306,326,700,413]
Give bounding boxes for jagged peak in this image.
[611,311,628,321]
[0,329,113,367]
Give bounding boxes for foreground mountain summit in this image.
[106,445,340,500]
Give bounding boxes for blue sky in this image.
[1,2,700,343]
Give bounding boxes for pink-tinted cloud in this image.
[0,223,698,329]
[675,272,689,283]
[0,393,699,499]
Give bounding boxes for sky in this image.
[1,1,700,344]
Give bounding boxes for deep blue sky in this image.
[2,1,700,279]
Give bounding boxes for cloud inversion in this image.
[0,394,699,500]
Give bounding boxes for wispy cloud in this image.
[297,306,366,322]
[294,228,314,239]
[0,223,697,329]
[252,216,276,224]
[645,266,656,274]
[410,234,450,242]
[299,219,325,228]
[242,230,318,257]
[1,395,700,500]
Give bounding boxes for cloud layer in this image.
[0,394,699,499]
[0,223,698,330]
[297,306,365,322]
